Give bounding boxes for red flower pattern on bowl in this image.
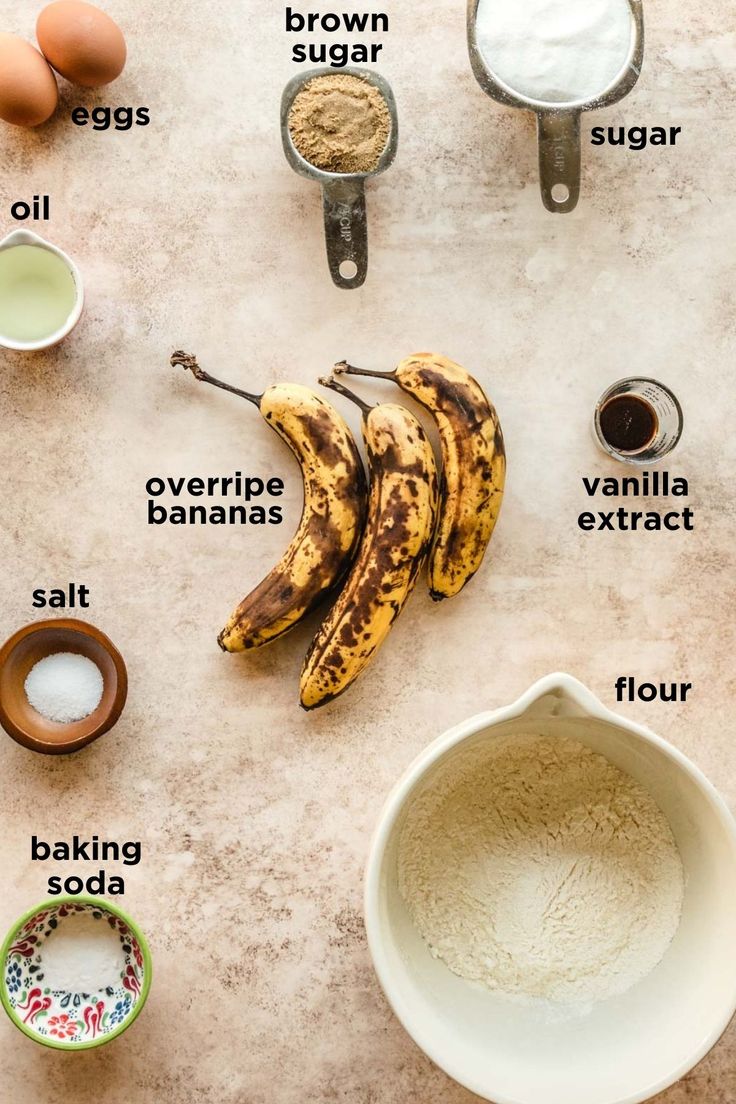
[48,1014,78,1039]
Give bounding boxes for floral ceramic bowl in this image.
[1,896,152,1049]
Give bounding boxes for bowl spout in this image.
[514,673,611,723]
[0,229,47,250]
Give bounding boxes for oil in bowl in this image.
[0,232,82,350]
[0,245,76,343]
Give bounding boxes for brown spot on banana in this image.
[335,353,506,601]
[300,398,438,710]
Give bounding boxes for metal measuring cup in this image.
[281,67,398,289]
[467,0,644,213]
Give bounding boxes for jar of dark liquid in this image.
[594,378,683,466]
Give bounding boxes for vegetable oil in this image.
[0,244,77,343]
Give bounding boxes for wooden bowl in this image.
[0,619,127,754]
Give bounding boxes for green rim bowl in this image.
[1,896,152,1050]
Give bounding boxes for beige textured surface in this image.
[0,0,734,1100]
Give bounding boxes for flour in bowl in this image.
[398,734,684,1005]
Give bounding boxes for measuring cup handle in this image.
[322,180,368,289]
[537,111,581,214]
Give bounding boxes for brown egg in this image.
[37,0,127,88]
[0,34,58,127]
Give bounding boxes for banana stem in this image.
[319,375,374,415]
[170,351,262,407]
[334,360,397,380]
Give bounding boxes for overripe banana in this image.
[171,352,367,650]
[334,353,505,600]
[300,378,438,710]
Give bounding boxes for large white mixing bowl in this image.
[365,673,736,1104]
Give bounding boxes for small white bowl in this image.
[365,673,736,1104]
[0,230,84,352]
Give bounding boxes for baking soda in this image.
[40,912,126,994]
[25,652,104,724]
[475,0,634,104]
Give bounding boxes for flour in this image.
[40,912,126,994]
[475,0,634,104]
[398,734,684,1005]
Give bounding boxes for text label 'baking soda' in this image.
[31,834,142,897]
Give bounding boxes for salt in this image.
[475,0,634,104]
[25,652,104,724]
[40,912,126,994]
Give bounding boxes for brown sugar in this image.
[288,73,391,174]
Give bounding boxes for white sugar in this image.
[475,0,634,104]
[25,652,104,724]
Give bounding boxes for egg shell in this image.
[37,0,127,88]
[0,34,58,127]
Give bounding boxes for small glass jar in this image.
[593,377,683,466]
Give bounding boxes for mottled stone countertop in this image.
[0,0,734,1100]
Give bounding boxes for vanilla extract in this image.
[593,379,683,466]
[579,473,693,531]
[599,394,657,454]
